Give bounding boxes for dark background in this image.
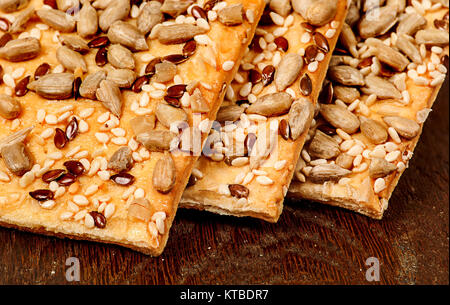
[0,81,448,285]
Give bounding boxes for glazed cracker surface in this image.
[287,0,449,219]
[180,0,348,222]
[0,0,265,255]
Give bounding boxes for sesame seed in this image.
[54,186,65,198]
[60,212,73,220]
[45,114,58,125]
[222,60,235,71]
[97,170,110,181]
[234,172,245,184]
[256,176,273,185]
[374,178,387,193]
[84,184,99,196]
[73,150,89,159]
[273,27,287,37]
[148,222,158,238]
[352,162,368,173]
[3,73,15,87]
[308,61,319,72]
[95,132,110,144]
[104,203,115,219]
[388,127,402,143]
[19,171,35,188]
[246,9,255,23]
[73,195,89,206]
[48,151,63,160]
[40,200,56,209]
[84,213,95,228]
[325,29,336,38]
[270,12,284,26]
[134,188,145,198]
[385,150,401,162]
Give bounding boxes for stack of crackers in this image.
[0,0,448,255]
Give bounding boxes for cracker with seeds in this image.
[180,0,348,222]
[0,0,265,255]
[286,0,449,219]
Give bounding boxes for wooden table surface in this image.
[0,81,448,285]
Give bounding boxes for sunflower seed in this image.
[79,70,107,99]
[359,116,388,144]
[0,37,40,62]
[333,85,360,104]
[308,130,340,159]
[292,0,338,26]
[339,23,358,57]
[107,44,135,70]
[155,103,188,128]
[108,147,133,172]
[96,80,123,118]
[309,164,351,183]
[130,115,156,136]
[369,158,397,178]
[56,46,87,72]
[106,69,136,88]
[358,6,397,39]
[9,5,34,33]
[136,130,176,152]
[274,53,303,91]
[0,0,29,13]
[152,61,177,83]
[383,116,420,139]
[415,29,450,45]
[160,0,193,17]
[345,1,360,26]
[335,153,353,170]
[396,13,427,36]
[246,92,293,117]
[366,38,409,71]
[77,1,98,38]
[288,98,314,140]
[218,3,244,26]
[188,89,209,113]
[36,8,76,32]
[28,73,74,99]
[138,1,163,35]
[328,65,365,86]
[128,197,153,222]
[157,24,207,45]
[362,75,402,99]
[320,104,360,134]
[99,0,130,32]
[107,20,148,51]
[0,94,21,120]
[216,105,244,123]
[395,34,422,64]
[61,35,90,54]
[0,141,33,176]
[0,126,33,150]
[56,0,78,11]
[92,0,113,9]
[152,154,176,194]
[270,0,291,17]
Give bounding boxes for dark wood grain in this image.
[0,81,448,285]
